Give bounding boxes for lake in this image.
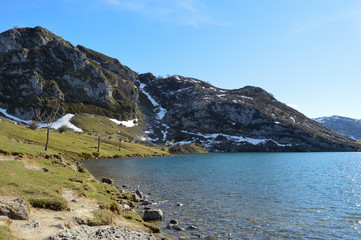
[84,152,361,239]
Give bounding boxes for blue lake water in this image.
[84,152,361,239]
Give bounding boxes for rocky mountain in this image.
[0,26,139,120]
[136,74,359,151]
[314,116,361,141]
[0,26,360,152]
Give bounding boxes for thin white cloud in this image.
[98,0,226,27]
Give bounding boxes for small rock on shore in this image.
[49,225,156,240]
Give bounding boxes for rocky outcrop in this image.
[0,26,139,121]
[0,199,29,220]
[101,178,114,185]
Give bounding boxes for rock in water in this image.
[143,209,163,221]
[0,199,29,220]
[169,219,178,224]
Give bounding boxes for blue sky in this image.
[2,0,361,118]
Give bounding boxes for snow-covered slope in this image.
[0,108,82,132]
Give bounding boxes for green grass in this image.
[87,209,114,226]
[0,119,169,159]
[71,114,146,141]
[0,226,16,240]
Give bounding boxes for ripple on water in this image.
[84,152,361,239]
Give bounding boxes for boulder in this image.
[135,189,143,198]
[0,199,29,220]
[131,194,140,202]
[122,204,131,211]
[143,209,163,221]
[101,178,114,185]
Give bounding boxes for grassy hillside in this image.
[0,118,169,159]
[0,117,169,239]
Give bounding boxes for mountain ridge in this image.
[0,26,360,152]
[314,115,361,141]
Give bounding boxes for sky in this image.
[1,0,361,119]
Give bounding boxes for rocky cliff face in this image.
[314,116,361,141]
[0,26,139,120]
[0,26,359,152]
[137,74,360,152]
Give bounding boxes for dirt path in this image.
[9,189,99,240]
[0,156,14,161]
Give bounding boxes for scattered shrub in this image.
[78,166,88,173]
[29,196,68,211]
[58,125,71,133]
[87,209,114,226]
[81,152,93,159]
[29,121,38,130]
[122,211,143,222]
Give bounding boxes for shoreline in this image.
[0,153,163,240]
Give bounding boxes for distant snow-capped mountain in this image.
[314,116,361,141]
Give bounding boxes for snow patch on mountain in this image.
[51,114,83,132]
[180,130,292,147]
[109,118,138,127]
[139,83,167,120]
[0,108,82,132]
[0,108,32,124]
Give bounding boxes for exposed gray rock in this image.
[0,199,29,220]
[121,204,131,211]
[101,178,114,185]
[22,220,40,228]
[135,189,143,199]
[49,225,156,240]
[143,209,163,221]
[131,194,140,202]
